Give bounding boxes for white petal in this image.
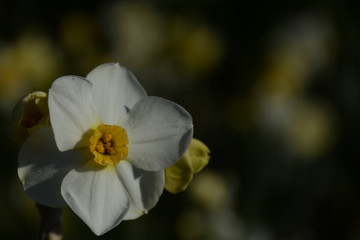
[86,63,147,125]
[18,127,84,207]
[49,76,99,151]
[121,96,193,171]
[115,161,164,220]
[61,164,130,236]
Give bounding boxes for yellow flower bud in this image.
[8,91,49,143]
[165,138,210,194]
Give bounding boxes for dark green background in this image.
[1,0,359,239]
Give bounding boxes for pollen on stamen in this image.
[102,133,112,143]
[95,144,106,154]
[104,142,111,149]
[106,147,116,155]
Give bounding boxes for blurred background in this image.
[1,0,360,239]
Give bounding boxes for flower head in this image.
[18,63,193,235]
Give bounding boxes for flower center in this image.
[89,124,128,166]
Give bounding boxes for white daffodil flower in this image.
[18,63,193,235]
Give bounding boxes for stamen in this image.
[89,124,128,166]
[106,147,116,155]
[95,144,106,154]
[102,133,112,143]
[104,142,111,149]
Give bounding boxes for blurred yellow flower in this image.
[189,170,227,210]
[165,139,210,194]
[169,18,223,76]
[284,101,336,159]
[248,15,337,160]
[0,33,62,112]
[105,1,223,93]
[8,91,49,143]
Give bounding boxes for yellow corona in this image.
[89,124,128,166]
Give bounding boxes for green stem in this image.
[36,203,63,240]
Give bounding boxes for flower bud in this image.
[165,138,210,194]
[8,91,49,143]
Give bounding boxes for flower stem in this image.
[36,203,63,240]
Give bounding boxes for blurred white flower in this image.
[103,1,223,94]
[18,63,193,235]
[251,14,337,160]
